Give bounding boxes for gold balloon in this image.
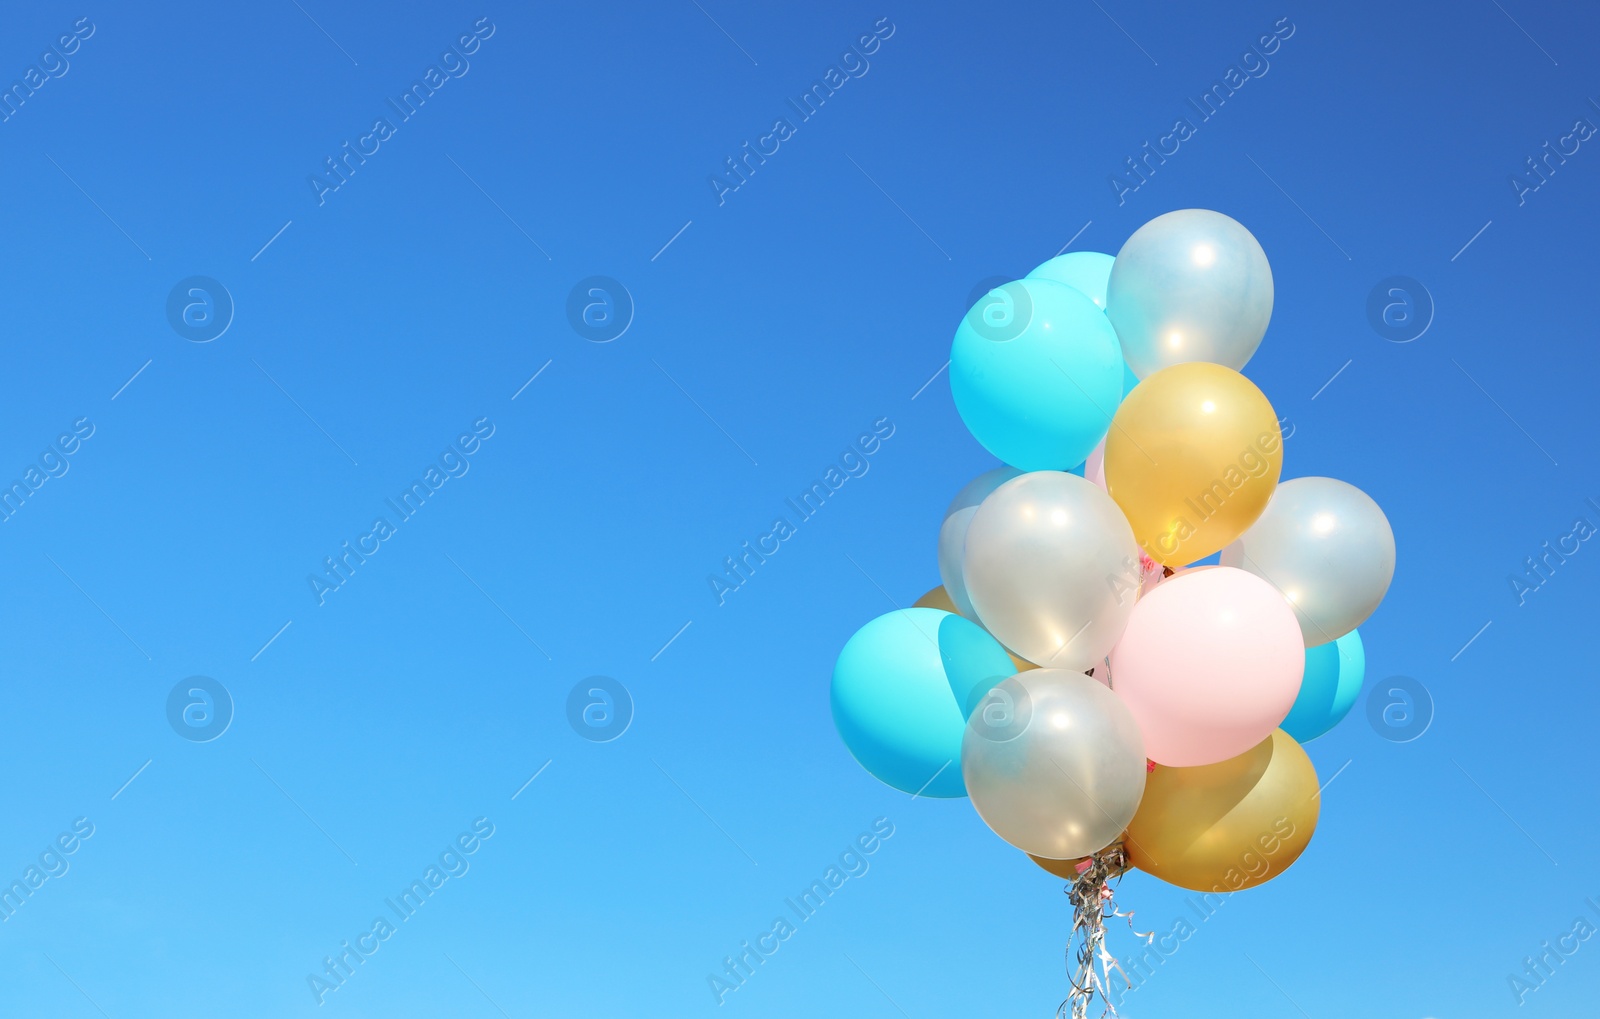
[914,586,1036,672]
[1029,852,1090,879]
[1028,834,1127,879]
[1104,362,1282,566]
[913,585,960,613]
[1124,729,1317,893]
[1007,654,1042,674]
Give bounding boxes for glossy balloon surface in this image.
[963,670,1147,859]
[1107,209,1274,377]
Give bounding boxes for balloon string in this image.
[1057,843,1150,1019]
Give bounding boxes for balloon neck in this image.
[1071,841,1130,887]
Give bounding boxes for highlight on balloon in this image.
[829,209,1395,1017]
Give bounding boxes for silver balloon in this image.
[938,467,1022,619]
[1221,476,1395,646]
[962,472,1140,669]
[962,670,1146,859]
[1106,209,1274,378]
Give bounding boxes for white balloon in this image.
[962,472,1141,669]
[938,467,1022,619]
[1221,477,1395,646]
[1106,209,1274,378]
[962,670,1146,859]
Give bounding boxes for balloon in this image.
[937,467,1022,619]
[913,585,960,613]
[1084,438,1106,489]
[1220,477,1396,646]
[1106,209,1274,378]
[832,608,1016,797]
[1026,251,1115,309]
[914,586,1037,673]
[963,472,1142,669]
[1281,629,1365,742]
[1109,567,1304,767]
[1084,359,1146,490]
[1125,729,1318,892]
[1030,852,1092,879]
[950,278,1124,471]
[1103,362,1283,566]
[962,670,1146,859]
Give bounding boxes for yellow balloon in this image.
[1028,852,1090,879]
[913,585,960,613]
[1124,729,1317,893]
[1027,833,1127,879]
[914,586,1036,672]
[1104,362,1282,566]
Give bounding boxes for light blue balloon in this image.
[1026,254,1135,399]
[1280,629,1366,743]
[1027,253,1133,400]
[1026,251,1116,309]
[832,608,1015,798]
[950,278,1124,471]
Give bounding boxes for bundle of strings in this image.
[1057,843,1150,1019]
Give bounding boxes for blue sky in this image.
[1,1,1597,1016]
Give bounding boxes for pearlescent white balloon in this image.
[962,670,1147,859]
[938,467,1023,619]
[1221,477,1395,646]
[962,472,1141,669]
[1106,209,1274,378]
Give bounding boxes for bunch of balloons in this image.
[830,210,1394,1008]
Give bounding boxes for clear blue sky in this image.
[0,1,1596,1016]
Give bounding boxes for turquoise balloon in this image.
[950,278,1124,471]
[831,608,1015,797]
[1281,629,1366,743]
[1026,251,1116,309]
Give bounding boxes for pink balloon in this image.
[1089,656,1112,687]
[1109,566,1304,767]
[1084,438,1107,489]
